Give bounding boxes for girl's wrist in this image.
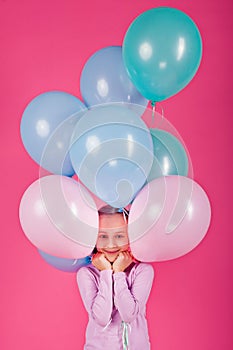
[113,268,124,273]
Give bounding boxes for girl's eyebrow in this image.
[98,230,126,234]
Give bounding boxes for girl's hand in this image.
[112,251,133,273]
[92,252,112,271]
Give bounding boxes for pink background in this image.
[0,0,232,349]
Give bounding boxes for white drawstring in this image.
[101,319,131,349]
[122,321,131,349]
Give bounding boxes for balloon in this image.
[20,91,87,176]
[38,250,91,272]
[128,176,211,262]
[123,7,202,102]
[19,175,98,258]
[147,128,189,182]
[69,104,154,208]
[80,46,148,108]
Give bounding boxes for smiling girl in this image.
[76,206,154,349]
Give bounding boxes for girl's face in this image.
[96,213,129,263]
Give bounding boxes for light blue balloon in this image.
[123,7,202,102]
[20,91,87,176]
[38,250,91,272]
[147,129,189,182]
[80,46,148,108]
[69,104,153,208]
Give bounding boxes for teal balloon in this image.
[123,7,202,102]
[148,129,188,182]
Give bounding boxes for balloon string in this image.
[158,102,164,121]
[151,101,156,121]
[151,101,165,127]
[158,102,164,128]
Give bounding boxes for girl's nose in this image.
[106,237,116,248]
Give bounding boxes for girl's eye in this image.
[99,234,108,239]
[115,234,124,239]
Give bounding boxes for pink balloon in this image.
[128,176,211,262]
[19,175,98,258]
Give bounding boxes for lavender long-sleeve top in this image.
[76,262,154,350]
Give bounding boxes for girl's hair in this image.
[98,205,129,221]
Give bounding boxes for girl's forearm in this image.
[91,270,113,326]
[77,268,113,327]
[113,264,154,323]
[113,272,139,323]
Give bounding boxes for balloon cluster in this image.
[19,7,211,272]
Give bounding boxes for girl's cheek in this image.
[97,244,106,251]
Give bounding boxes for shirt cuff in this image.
[113,271,126,280]
[100,269,113,279]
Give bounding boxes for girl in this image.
[76,206,154,349]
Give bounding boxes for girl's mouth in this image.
[104,250,120,254]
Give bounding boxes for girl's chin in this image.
[105,254,118,263]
